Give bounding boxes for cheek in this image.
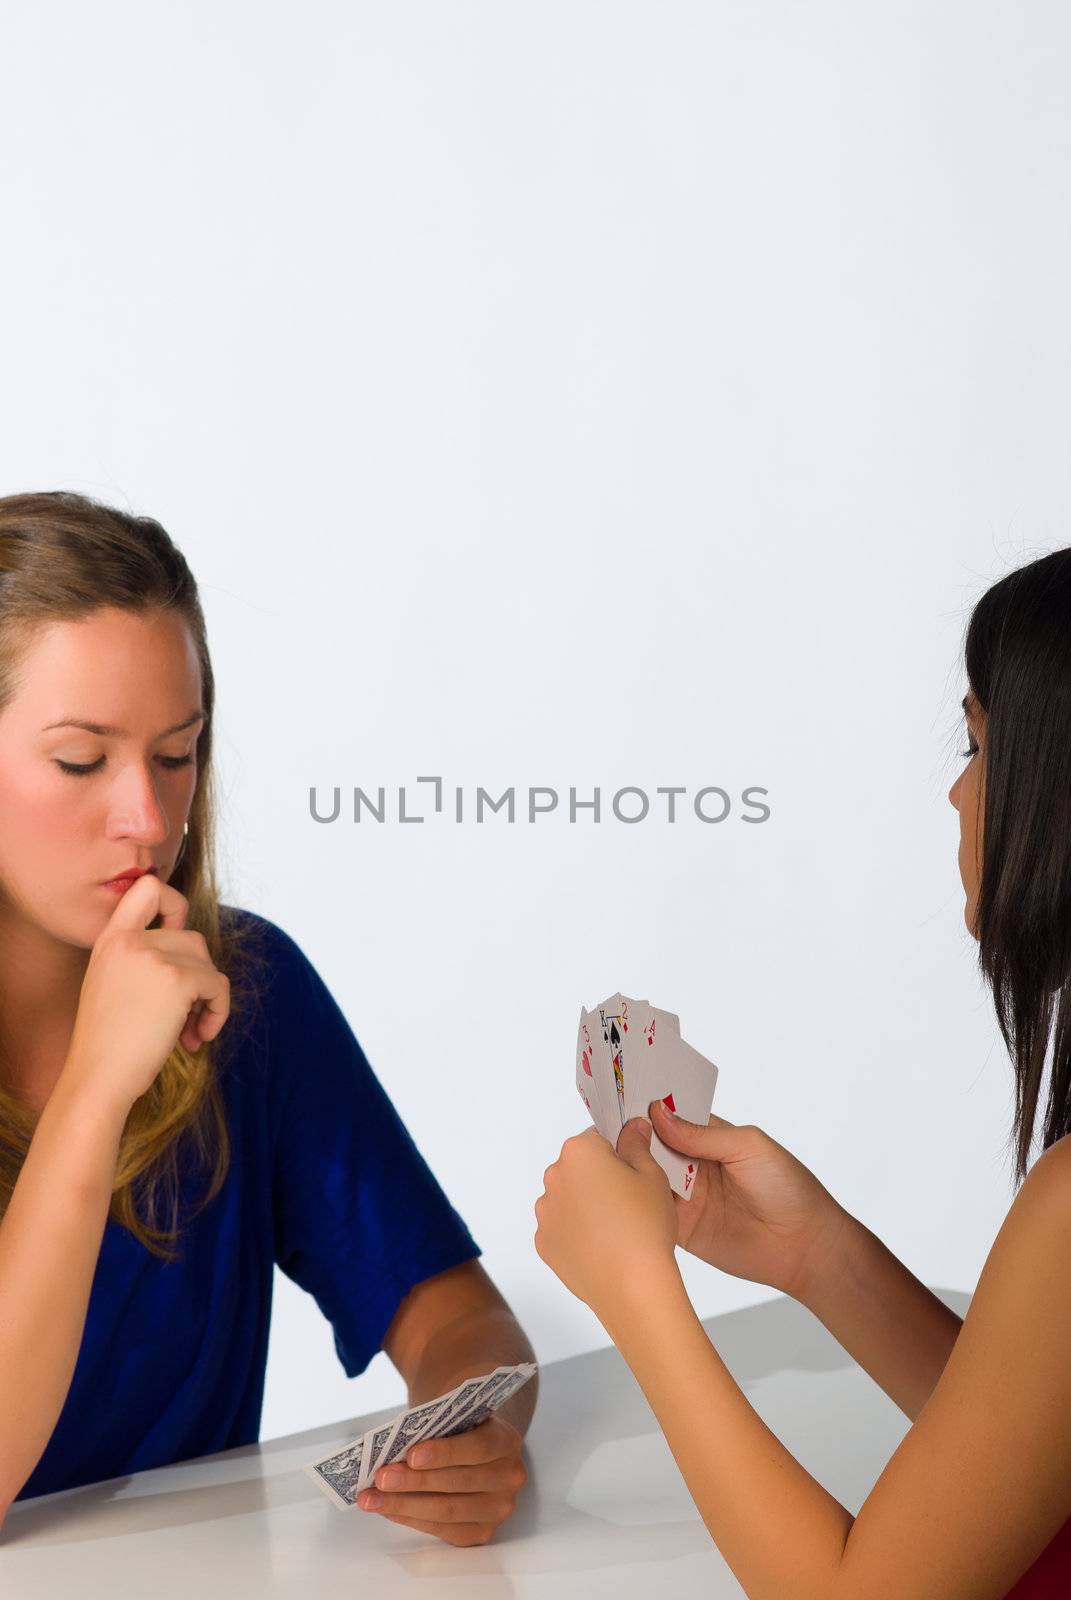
[966,765,984,841]
[958,765,985,887]
[0,768,99,929]
[0,765,94,857]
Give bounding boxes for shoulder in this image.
[956,1133,1071,1358]
[1025,1130,1071,1185]
[1003,1133,1071,1242]
[213,908,362,1110]
[219,903,309,965]
[216,905,338,1048]
[969,1135,1071,1305]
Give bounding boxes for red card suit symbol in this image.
[662,1093,676,1112]
[684,1163,695,1193]
[582,1050,594,1078]
[646,1020,655,1046]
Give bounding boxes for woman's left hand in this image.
[357,1413,527,1545]
[534,1120,680,1318]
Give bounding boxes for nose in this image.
[948,769,962,811]
[105,761,172,846]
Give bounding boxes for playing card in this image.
[642,1032,718,1198]
[356,1417,401,1492]
[371,1391,459,1476]
[623,1003,680,1123]
[379,1363,536,1466]
[304,1434,371,1510]
[308,1393,447,1509]
[576,1007,614,1141]
[592,992,647,1133]
[573,992,718,1198]
[394,1374,492,1460]
[435,1364,536,1437]
[305,1363,538,1510]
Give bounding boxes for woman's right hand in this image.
[63,873,231,1115]
[645,1098,854,1303]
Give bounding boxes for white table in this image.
[0,1289,969,1597]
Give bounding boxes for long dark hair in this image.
[964,547,1071,1184]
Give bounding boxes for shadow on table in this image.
[1,1287,970,1572]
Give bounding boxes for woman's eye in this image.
[55,757,105,776]
[54,754,194,776]
[960,740,979,760]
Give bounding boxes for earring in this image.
[174,819,190,869]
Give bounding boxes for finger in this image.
[375,1459,526,1496]
[649,1101,737,1133]
[614,1116,662,1174]
[358,1489,511,1523]
[376,1511,495,1546]
[404,1420,506,1470]
[180,1001,207,1054]
[172,956,232,1041]
[104,871,189,934]
[151,950,232,1046]
[648,1101,757,1158]
[193,969,230,1041]
[138,930,209,959]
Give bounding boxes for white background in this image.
[1,2,1068,1442]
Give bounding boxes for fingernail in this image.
[409,1447,430,1468]
[379,1467,404,1489]
[360,1491,383,1509]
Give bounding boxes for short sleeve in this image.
[260,919,482,1378]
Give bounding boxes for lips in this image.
[103,866,158,886]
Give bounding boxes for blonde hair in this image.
[0,490,266,1260]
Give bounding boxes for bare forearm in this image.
[605,1265,852,1600]
[798,1210,962,1420]
[405,1305,538,1439]
[0,1072,127,1511]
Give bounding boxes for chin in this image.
[11,904,100,952]
[57,904,111,949]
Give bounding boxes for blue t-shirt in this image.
[16,907,482,1502]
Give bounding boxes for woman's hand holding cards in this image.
[357,1413,527,1546]
[544,992,856,1322]
[645,1104,857,1303]
[535,1122,683,1321]
[305,1361,536,1540]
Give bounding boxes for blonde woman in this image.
[0,491,535,1545]
[537,548,1071,1597]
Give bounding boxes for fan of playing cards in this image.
[576,992,719,1199]
[304,1362,537,1511]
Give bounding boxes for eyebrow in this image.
[41,710,205,738]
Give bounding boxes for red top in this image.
[1004,1511,1071,1596]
